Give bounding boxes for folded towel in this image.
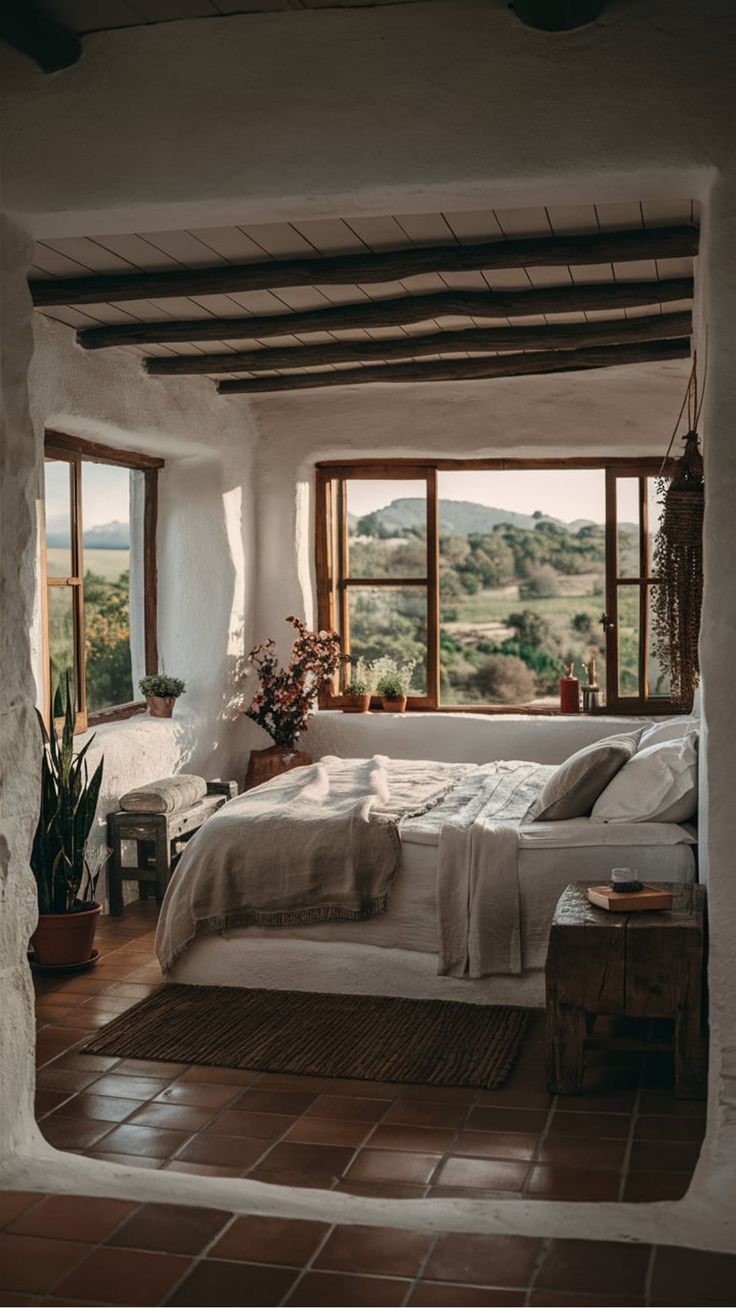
[119,774,207,814]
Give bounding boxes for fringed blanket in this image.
[436,760,555,977]
[155,755,468,972]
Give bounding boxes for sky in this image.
[345,469,622,524]
[45,460,131,530]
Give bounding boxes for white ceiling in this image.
[32,197,698,383]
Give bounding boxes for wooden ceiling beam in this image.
[216,338,691,394]
[77,278,694,350]
[1,0,81,72]
[143,312,691,376]
[30,225,697,307]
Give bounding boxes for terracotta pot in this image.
[382,694,408,713]
[343,693,371,713]
[146,695,176,718]
[30,901,101,967]
[245,744,313,791]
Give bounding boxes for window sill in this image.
[87,701,148,728]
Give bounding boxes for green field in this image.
[47,548,129,580]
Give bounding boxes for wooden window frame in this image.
[316,457,679,716]
[42,430,163,734]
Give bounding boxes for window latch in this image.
[599,611,615,633]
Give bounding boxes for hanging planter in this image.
[652,429,704,710]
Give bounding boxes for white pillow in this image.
[638,716,698,751]
[591,733,698,824]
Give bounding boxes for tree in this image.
[520,562,560,598]
[84,570,133,711]
[571,611,593,637]
[507,609,550,649]
[472,653,537,704]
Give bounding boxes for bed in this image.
[159,751,697,1009]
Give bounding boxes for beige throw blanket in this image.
[120,773,207,814]
[437,760,555,978]
[155,755,463,972]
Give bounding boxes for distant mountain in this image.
[354,498,595,538]
[45,516,130,549]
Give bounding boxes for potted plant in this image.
[374,658,416,713]
[29,678,106,967]
[343,658,374,712]
[224,616,347,788]
[139,673,186,718]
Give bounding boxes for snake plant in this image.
[31,674,104,914]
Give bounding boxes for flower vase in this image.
[245,744,313,791]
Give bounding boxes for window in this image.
[316,459,679,714]
[42,432,162,732]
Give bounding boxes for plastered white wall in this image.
[2,0,735,1255]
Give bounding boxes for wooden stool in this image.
[107,780,237,915]
[545,882,707,1099]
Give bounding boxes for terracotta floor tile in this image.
[476,1088,552,1109]
[528,1293,644,1305]
[48,1052,119,1074]
[622,1170,692,1202]
[409,1284,526,1306]
[176,1064,259,1086]
[286,1270,411,1305]
[164,1161,246,1178]
[108,1058,189,1078]
[0,1233,94,1294]
[35,1067,103,1095]
[34,1089,72,1118]
[210,1214,329,1264]
[335,1181,428,1199]
[259,1140,355,1177]
[90,1074,173,1100]
[284,1117,374,1147]
[436,1157,529,1191]
[555,1090,637,1113]
[154,1080,242,1109]
[108,1202,231,1254]
[423,1233,541,1287]
[322,1078,399,1098]
[0,1193,44,1229]
[88,1151,165,1170]
[51,1093,142,1124]
[399,1085,478,1104]
[314,1223,433,1277]
[344,1148,442,1185]
[168,1258,298,1306]
[383,1099,469,1128]
[54,1246,190,1305]
[235,1088,318,1115]
[40,1115,115,1151]
[628,1139,702,1173]
[255,1073,333,1092]
[453,1130,538,1160]
[176,1132,270,1169]
[9,1195,135,1244]
[127,1101,218,1133]
[526,1165,622,1201]
[638,1091,708,1116]
[248,1167,340,1190]
[547,1110,630,1139]
[367,1124,457,1153]
[650,1246,736,1302]
[535,1136,627,1169]
[304,1094,391,1123]
[204,1108,294,1139]
[537,1238,651,1295]
[96,1123,192,1159]
[634,1114,707,1142]
[465,1106,549,1134]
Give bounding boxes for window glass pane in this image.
[616,477,640,577]
[617,585,640,696]
[347,586,427,694]
[646,583,671,697]
[437,469,606,706]
[48,585,76,716]
[45,459,73,577]
[81,463,135,712]
[346,479,427,577]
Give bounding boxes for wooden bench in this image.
[545,881,707,1099]
[107,780,238,915]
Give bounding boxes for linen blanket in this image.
[155,755,467,972]
[436,759,555,978]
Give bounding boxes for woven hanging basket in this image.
[652,432,704,709]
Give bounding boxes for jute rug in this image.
[84,984,529,1090]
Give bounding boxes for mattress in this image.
[170,815,697,988]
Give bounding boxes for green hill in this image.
[355,497,579,538]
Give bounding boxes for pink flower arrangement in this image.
[224,616,345,748]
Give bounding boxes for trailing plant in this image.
[224,616,346,748]
[139,674,186,699]
[31,674,105,915]
[373,657,416,698]
[652,431,704,709]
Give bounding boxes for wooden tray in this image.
[587,885,674,912]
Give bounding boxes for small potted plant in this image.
[30,676,106,968]
[343,658,373,712]
[374,658,416,713]
[139,673,186,718]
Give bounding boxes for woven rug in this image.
[84,984,529,1090]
